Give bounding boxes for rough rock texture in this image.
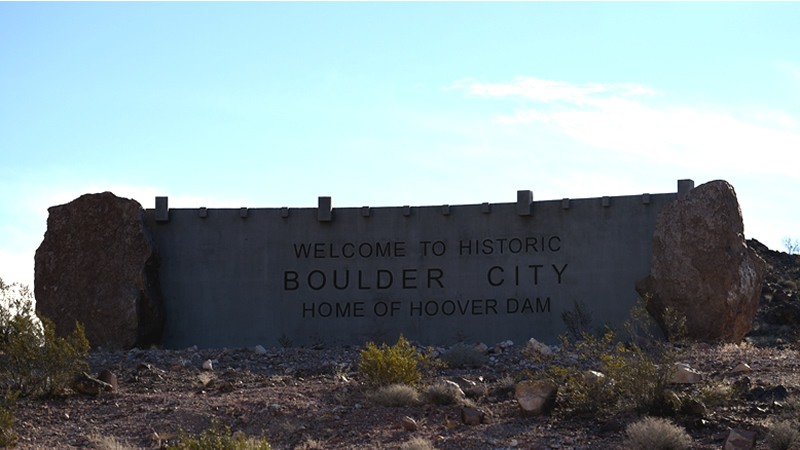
[636,180,767,343]
[34,192,164,349]
[514,380,557,416]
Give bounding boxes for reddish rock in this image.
[636,180,766,342]
[34,192,163,349]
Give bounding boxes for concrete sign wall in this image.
[145,180,692,348]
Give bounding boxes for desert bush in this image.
[532,330,622,414]
[766,420,800,450]
[531,301,684,415]
[358,335,421,387]
[0,279,89,398]
[439,343,487,369]
[367,383,421,407]
[624,416,692,450]
[168,419,271,450]
[0,390,18,448]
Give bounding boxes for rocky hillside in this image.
[747,239,800,346]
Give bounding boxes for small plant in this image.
[399,437,438,450]
[168,419,271,450]
[87,433,138,450]
[293,438,324,450]
[439,343,488,369]
[783,237,800,255]
[0,278,90,397]
[277,334,293,349]
[490,374,517,398]
[766,420,800,450]
[561,300,593,340]
[0,390,18,448]
[698,382,734,406]
[358,335,421,387]
[367,383,421,407]
[624,416,692,450]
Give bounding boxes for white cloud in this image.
[452,76,800,177]
[452,77,655,105]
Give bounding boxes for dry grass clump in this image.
[423,381,473,406]
[293,438,324,450]
[367,383,422,407]
[766,420,800,450]
[490,374,517,398]
[399,437,438,450]
[624,416,692,450]
[87,434,138,450]
[697,382,734,406]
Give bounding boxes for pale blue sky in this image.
[1,2,799,287]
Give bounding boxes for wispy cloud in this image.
[450,76,800,177]
[451,77,655,105]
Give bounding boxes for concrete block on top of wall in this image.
[678,179,695,199]
[318,196,332,222]
[155,197,169,222]
[517,190,533,216]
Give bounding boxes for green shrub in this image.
[0,390,18,448]
[168,420,271,450]
[624,416,692,450]
[532,330,621,414]
[358,335,421,387]
[367,383,421,407]
[532,301,683,415]
[0,279,89,398]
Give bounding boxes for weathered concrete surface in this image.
[145,188,678,349]
[636,180,766,343]
[34,192,163,349]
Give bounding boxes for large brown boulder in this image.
[34,192,163,349]
[636,180,766,343]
